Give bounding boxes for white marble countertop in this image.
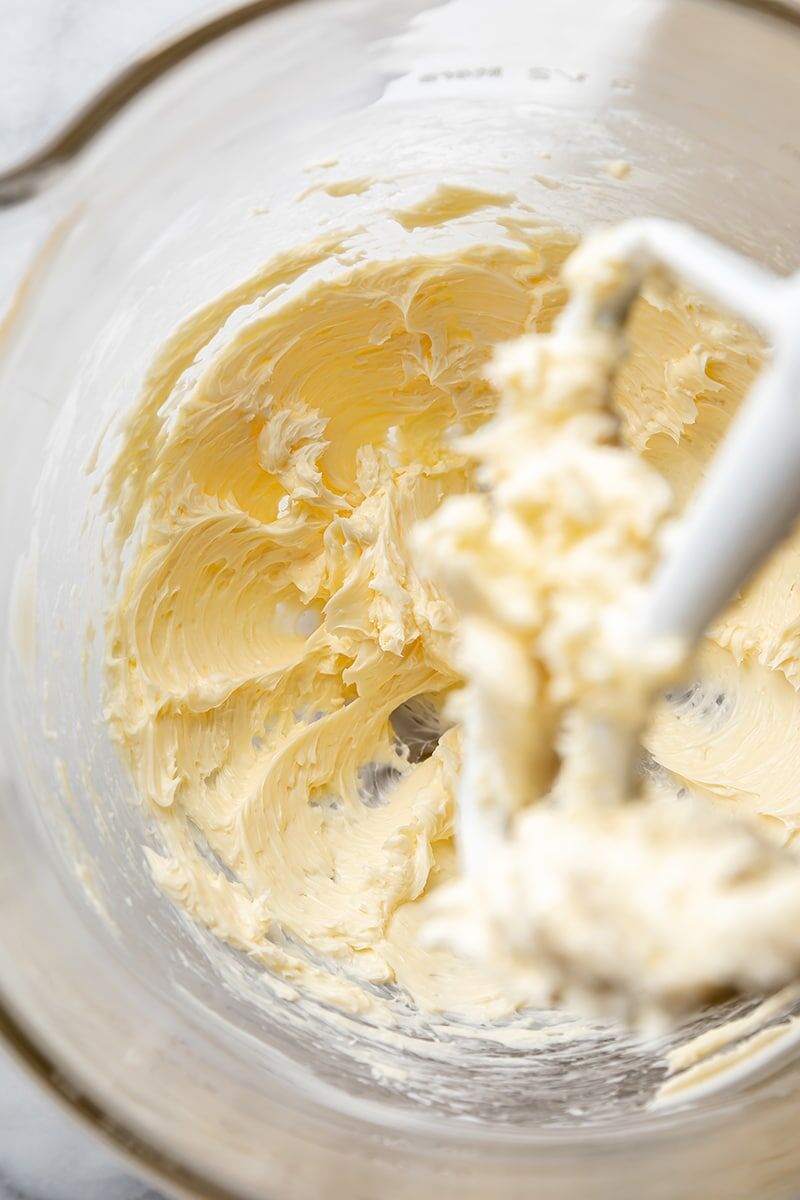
[1,8,216,1197]
[0,1052,163,1200]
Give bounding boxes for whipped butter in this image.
[103,187,800,1032]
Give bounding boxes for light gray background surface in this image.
[1,6,222,1196]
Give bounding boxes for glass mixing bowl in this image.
[2,0,800,1196]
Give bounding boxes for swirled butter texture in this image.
[104,196,800,1027]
